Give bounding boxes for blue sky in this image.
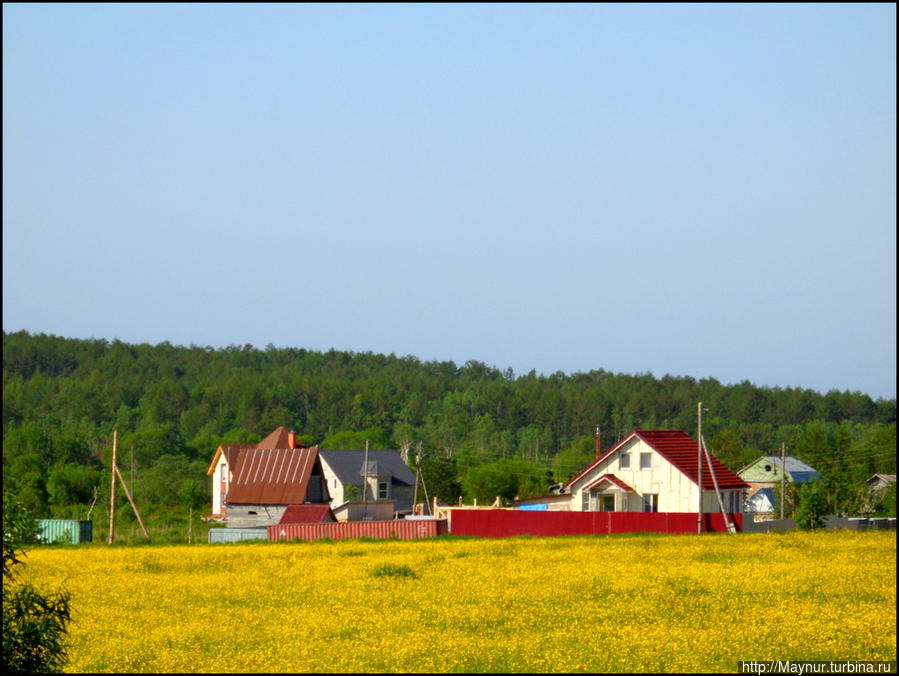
[3,4,896,400]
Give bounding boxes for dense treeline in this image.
[2,330,895,524]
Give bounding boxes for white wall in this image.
[211,457,229,516]
[570,436,743,514]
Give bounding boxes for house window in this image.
[378,480,390,500]
[619,453,631,470]
[582,491,590,511]
[220,464,228,482]
[642,494,658,513]
[640,453,652,470]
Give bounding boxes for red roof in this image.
[226,446,320,505]
[279,505,335,524]
[582,473,635,492]
[563,430,750,491]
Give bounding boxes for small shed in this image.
[37,519,92,544]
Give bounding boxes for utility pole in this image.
[697,402,707,534]
[362,439,369,521]
[114,464,150,540]
[702,435,736,534]
[108,430,118,544]
[107,428,150,543]
[417,442,431,516]
[412,447,419,513]
[780,442,786,520]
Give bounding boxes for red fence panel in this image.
[268,519,446,542]
[449,510,744,538]
[451,510,600,538]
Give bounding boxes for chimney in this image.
[288,430,297,449]
[594,425,602,459]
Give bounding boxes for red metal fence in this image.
[266,512,743,542]
[268,519,448,542]
[449,510,743,537]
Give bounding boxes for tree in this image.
[2,493,72,673]
[551,437,595,485]
[794,481,829,531]
[320,427,390,450]
[872,481,896,518]
[461,457,549,503]
[46,463,101,510]
[419,451,460,505]
[3,455,49,517]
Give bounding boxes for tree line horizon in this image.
[3,330,895,525]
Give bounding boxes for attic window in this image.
[764,465,772,472]
[248,511,257,515]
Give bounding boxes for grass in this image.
[19,530,897,673]
[369,562,418,579]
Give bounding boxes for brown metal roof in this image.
[226,446,319,505]
[206,444,255,475]
[256,426,292,450]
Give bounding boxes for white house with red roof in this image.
[560,430,749,515]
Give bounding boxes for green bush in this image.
[370,563,417,579]
[2,493,72,673]
[794,481,829,531]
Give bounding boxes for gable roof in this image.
[256,426,294,450]
[563,430,750,491]
[226,447,320,505]
[279,504,335,524]
[318,449,415,486]
[582,473,635,493]
[206,444,256,475]
[206,427,315,475]
[738,456,821,483]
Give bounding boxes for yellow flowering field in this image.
[20,530,896,673]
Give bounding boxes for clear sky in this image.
[3,3,896,400]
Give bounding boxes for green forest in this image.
[3,330,896,539]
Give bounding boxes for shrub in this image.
[370,563,417,579]
[794,481,829,531]
[2,494,72,673]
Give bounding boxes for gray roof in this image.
[739,456,818,483]
[761,456,820,475]
[318,449,416,486]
